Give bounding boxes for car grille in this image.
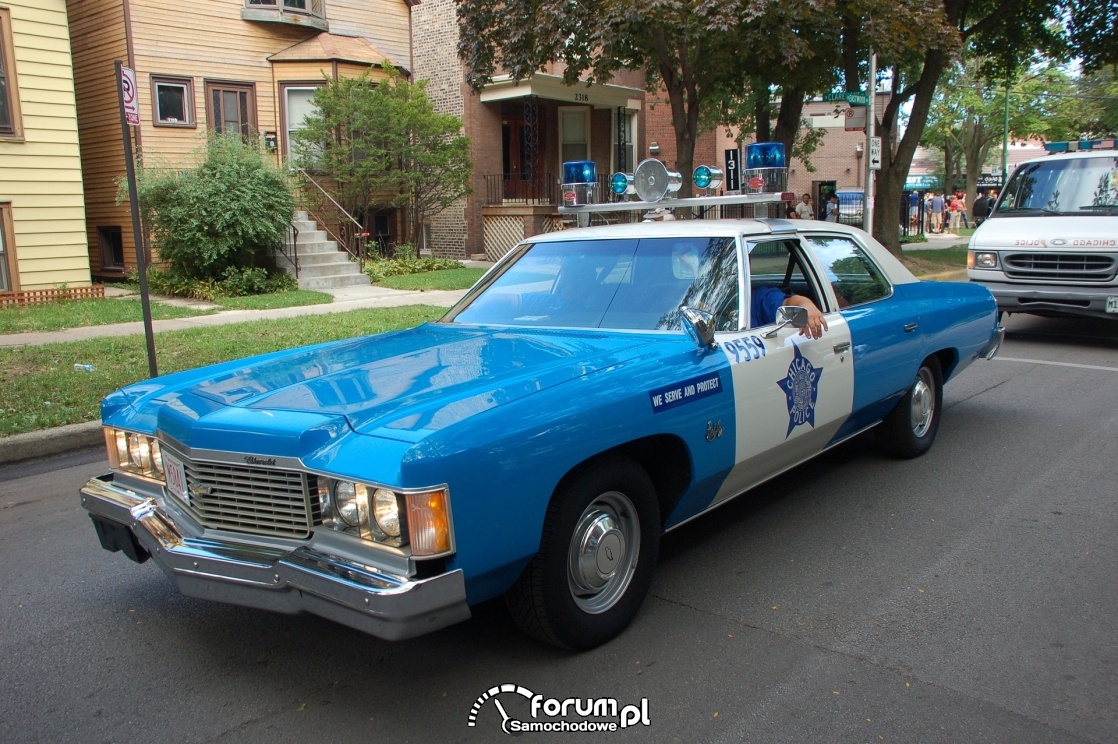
[173,455,318,539]
[1002,252,1117,282]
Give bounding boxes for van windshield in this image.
[993,155,1118,217]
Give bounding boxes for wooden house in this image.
[66,0,414,280]
[0,0,91,297]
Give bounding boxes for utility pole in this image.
[863,50,876,234]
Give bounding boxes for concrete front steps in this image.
[278,212,371,291]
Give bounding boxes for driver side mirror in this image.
[762,305,807,338]
[680,306,717,350]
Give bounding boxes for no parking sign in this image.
[120,66,139,126]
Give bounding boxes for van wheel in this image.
[877,357,943,458]
[506,458,659,650]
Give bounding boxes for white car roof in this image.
[1019,148,1118,165]
[525,218,919,285]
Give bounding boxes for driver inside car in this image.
[751,287,828,339]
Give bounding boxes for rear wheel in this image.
[877,357,943,458]
[506,458,659,649]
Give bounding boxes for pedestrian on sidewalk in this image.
[930,192,945,233]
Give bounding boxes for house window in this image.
[282,85,320,161]
[0,8,23,139]
[613,109,636,173]
[560,107,589,163]
[248,0,310,9]
[0,203,16,293]
[152,76,194,127]
[205,81,256,137]
[98,226,125,270]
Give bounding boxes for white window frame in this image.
[559,106,590,164]
[611,109,638,174]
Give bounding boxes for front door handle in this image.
[904,322,918,333]
[833,341,851,354]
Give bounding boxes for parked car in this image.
[81,218,1003,649]
[967,139,1118,319]
[835,189,865,226]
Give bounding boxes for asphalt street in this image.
[1,312,1115,743]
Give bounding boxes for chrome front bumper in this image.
[979,324,1006,360]
[80,474,471,641]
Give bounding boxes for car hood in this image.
[186,323,655,440]
[972,216,1118,250]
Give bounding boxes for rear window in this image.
[995,155,1118,216]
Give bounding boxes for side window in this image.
[747,239,826,327]
[151,76,195,127]
[805,235,891,308]
[0,8,23,139]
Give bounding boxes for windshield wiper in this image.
[1079,204,1118,213]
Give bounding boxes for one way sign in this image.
[868,136,882,170]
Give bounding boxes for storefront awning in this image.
[480,73,643,111]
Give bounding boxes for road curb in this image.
[0,420,102,466]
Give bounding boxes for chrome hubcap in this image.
[567,492,640,614]
[909,367,935,437]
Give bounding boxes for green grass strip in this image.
[0,305,445,437]
[375,267,486,291]
[0,298,213,335]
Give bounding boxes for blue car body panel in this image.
[86,219,1002,639]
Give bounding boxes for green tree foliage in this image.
[1076,64,1118,137]
[921,58,1081,206]
[458,0,816,196]
[131,134,294,280]
[290,67,471,248]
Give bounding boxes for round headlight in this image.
[333,480,361,527]
[372,489,401,537]
[128,433,150,471]
[150,440,164,475]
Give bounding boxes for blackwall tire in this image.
[876,357,943,459]
[505,458,660,650]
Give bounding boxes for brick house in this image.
[413,0,663,260]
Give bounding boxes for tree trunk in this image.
[774,89,806,155]
[873,50,947,254]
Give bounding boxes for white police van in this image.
[967,139,1118,319]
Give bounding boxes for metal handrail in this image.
[292,167,369,269]
[278,224,299,278]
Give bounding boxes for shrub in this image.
[143,267,298,301]
[363,246,461,282]
[129,134,295,281]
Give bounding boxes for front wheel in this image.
[505,458,660,649]
[876,357,943,459]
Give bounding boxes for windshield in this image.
[445,236,741,331]
[994,155,1118,216]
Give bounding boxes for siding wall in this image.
[1,0,90,290]
[68,0,412,277]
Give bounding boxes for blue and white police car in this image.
[81,158,1003,650]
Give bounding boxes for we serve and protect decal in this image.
[648,371,722,413]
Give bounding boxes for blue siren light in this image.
[563,160,598,185]
[745,142,786,169]
[693,165,724,190]
[611,172,634,195]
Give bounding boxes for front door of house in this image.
[502,115,544,201]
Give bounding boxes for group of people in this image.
[911,188,999,234]
[785,193,839,222]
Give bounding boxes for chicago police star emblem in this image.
[778,344,821,437]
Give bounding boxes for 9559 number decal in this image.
[722,335,767,364]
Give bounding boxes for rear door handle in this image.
[904,322,918,333]
[833,341,851,354]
